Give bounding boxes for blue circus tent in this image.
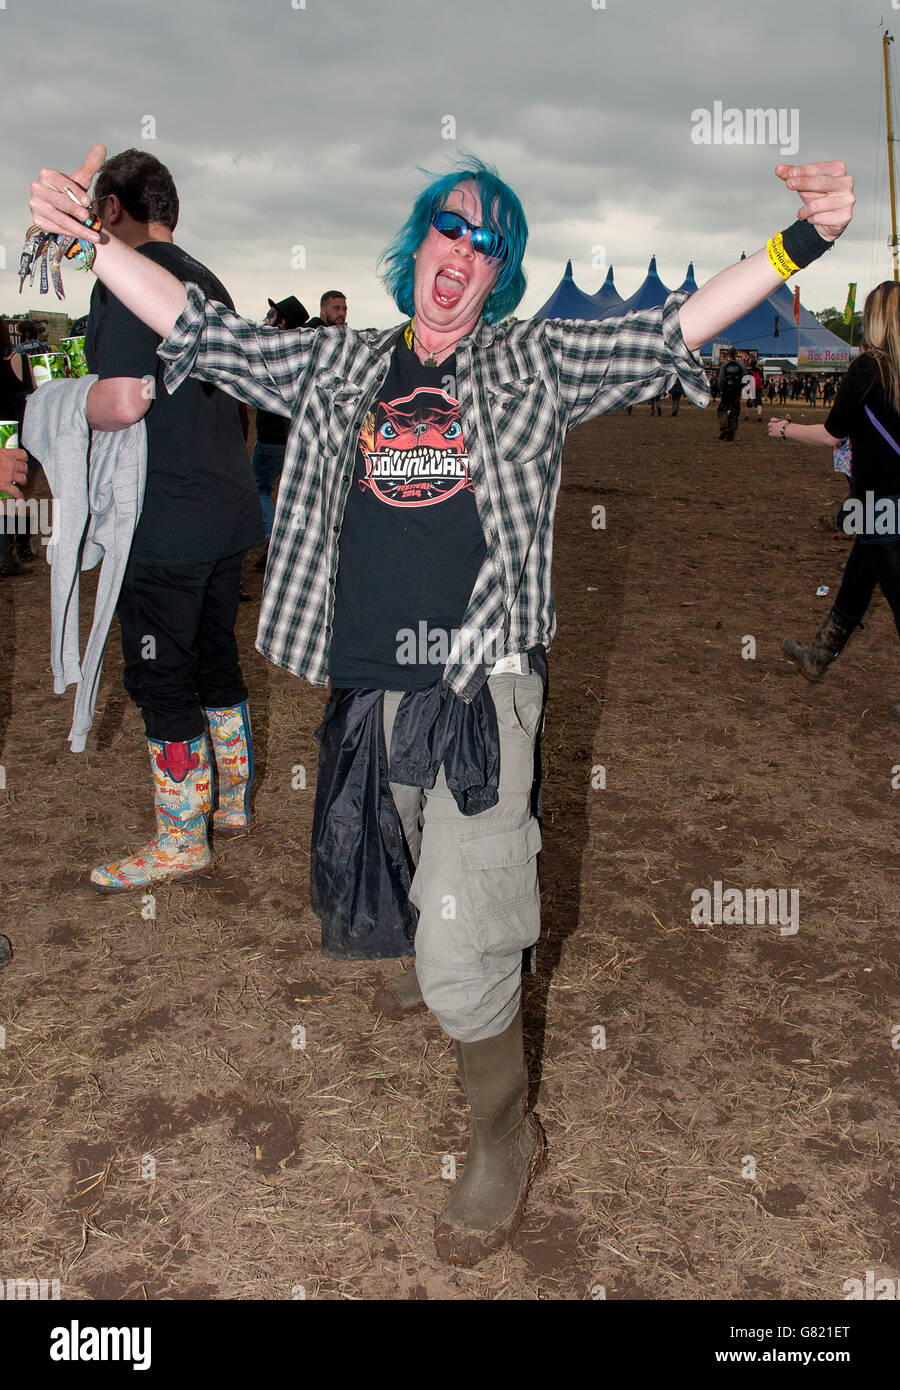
[592,266,625,314]
[676,262,699,294]
[612,256,673,316]
[701,272,849,361]
[535,260,608,319]
[701,296,789,356]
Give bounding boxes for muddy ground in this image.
[0,398,897,1301]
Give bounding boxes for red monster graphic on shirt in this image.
[358,387,470,507]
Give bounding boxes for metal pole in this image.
[884,29,899,280]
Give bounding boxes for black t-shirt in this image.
[255,405,289,446]
[826,354,900,499]
[328,335,487,689]
[85,241,263,565]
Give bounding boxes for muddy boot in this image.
[434,1007,545,1267]
[90,733,213,891]
[372,967,426,1019]
[204,701,254,834]
[783,606,859,681]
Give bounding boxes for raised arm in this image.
[27,144,319,417]
[29,146,187,337]
[678,162,855,353]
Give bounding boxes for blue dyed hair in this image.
[378,153,528,325]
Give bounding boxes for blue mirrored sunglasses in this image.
[432,209,505,262]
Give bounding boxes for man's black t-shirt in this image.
[85,242,263,565]
[255,406,289,447]
[328,335,487,689]
[826,353,900,499]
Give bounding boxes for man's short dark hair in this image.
[17,318,40,341]
[320,290,346,306]
[95,149,179,231]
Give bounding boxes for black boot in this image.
[783,606,859,681]
[434,1007,544,1266]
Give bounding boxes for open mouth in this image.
[433,266,468,307]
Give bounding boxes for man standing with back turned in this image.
[82,150,263,891]
[29,144,853,1264]
[717,347,744,440]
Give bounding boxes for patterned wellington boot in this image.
[90,733,213,892]
[204,702,254,834]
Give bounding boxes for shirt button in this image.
[332,524,340,533]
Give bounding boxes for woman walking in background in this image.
[772,282,900,718]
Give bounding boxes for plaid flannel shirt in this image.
[158,288,708,700]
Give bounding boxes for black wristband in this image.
[780,218,833,270]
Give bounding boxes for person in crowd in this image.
[0,318,30,575]
[306,290,348,328]
[252,295,309,572]
[772,282,900,719]
[5,318,49,567]
[751,360,764,419]
[66,149,263,890]
[717,347,744,440]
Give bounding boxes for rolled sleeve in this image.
[156,283,315,415]
[156,283,209,394]
[549,290,710,427]
[658,292,710,409]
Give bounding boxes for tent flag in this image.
[793,286,801,325]
[843,283,857,324]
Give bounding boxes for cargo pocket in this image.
[491,671,545,741]
[459,818,542,957]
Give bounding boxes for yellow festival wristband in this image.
[767,232,801,279]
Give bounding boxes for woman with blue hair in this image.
[378,153,528,325]
[29,144,854,1267]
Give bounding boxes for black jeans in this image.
[717,398,740,435]
[833,537,900,638]
[117,551,249,742]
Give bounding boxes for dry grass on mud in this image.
[0,401,897,1300]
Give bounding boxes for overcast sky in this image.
[1,0,894,326]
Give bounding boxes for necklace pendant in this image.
[424,354,437,368]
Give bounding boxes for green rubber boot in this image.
[372,967,426,1019]
[434,1007,544,1267]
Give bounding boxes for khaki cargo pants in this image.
[383,669,545,1043]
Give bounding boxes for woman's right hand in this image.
[29,145,107,241]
